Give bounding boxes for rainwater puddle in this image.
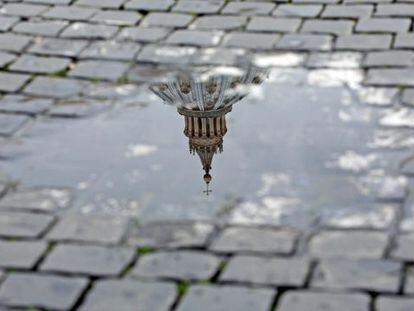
[1,64,412,229]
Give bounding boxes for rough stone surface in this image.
[0,212,55,238]
[277,34,332,51]
[80,280,176,311]
[0,240,48,269]
[308,231,388,259]
[221,256,309,286]
[173,0,224,14]
[69,60,129,81]
[222,32,280,50]
[127,222,214,248]
[0,273,88,310]
[29,38,89,57]
[278,291,371,311]
[0,188,72,212]
[118,26,170,43]
[177,285,275,311]
[47,214,129,244]
[191,16,248,30]
[376,296,414,311]
[210,227,298,254]
[336,35,392,50]
[391,234,414,261]
[41,244,135,276]
[24,76,86,98]
[80,41,141,61]
[0,114,29,136]
[132,251,220,280]
[166,30,223,47]
[0,72,31,92]
[9,54,71,74]
[312,259,402,293]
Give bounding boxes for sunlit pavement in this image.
[0,0,414,310]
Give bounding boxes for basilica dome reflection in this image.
[150,66,267,194]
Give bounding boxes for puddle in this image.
[0,64,412,228]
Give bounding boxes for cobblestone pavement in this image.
[1,0,414,310]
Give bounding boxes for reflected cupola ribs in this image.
[150,66,267,194]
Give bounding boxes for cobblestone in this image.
[406,267,414,294]
[364,51,414,67]
[308,231,388,259]
[278,291,371,311]
[9,54,71,74]
[42,5,97,21]
[191,16,248,30]
[366,69,414,86]
[41,244,135,276]
[220,256,309,286]
[91,10,142,26]
[277,34,332,51]
[177,285,275,311]
[273,4,323,17]
[0,3,49,18]
[172,0,224,15]
[0,188,71,212]
[80,41,141,61]
[322,5,373,18]
[0,16,19,31]
[166,30,223,47]
[376,296,414,311]
[210,227,298,254]
[222,32,280,50]
[0,211,54,238]
[0,272,88,310]
[301,20,354,36]
[47,214,129,244]
[61,22,119,39]
[24,76,86,98]
[29,37,89,57]
[0,96,53,115]
[0,114,30,136]
[0,33,32,53]
[131,251,220,280]
[141,12,193,28]
[307,52,362,68]
[80,280,176,311]
[0,240,48,269]
[222,1,275,16]
[127,222,214,248]
[13,20,68,36]
[69,60,129,81]
[247,17,302,33]
[124,0,174,11]
[395,33,414,49]
[336,35,392,50]
[356,18,411,33]
[118,26,170,43]
[312,259,402,292]
[391,234,414,261]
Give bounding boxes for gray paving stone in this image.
[0,52,16,68]
[277,34,332,51]
[191,15,248,30]
[132,251,220,280]
[47,214,129,244]
[395,33,414,49]
[0,273,88,310]
[29,38,89,57]
[376,4,414,17]
[172,0,224,14]
[9,54,71,74]
[309,231,388,259]
[0,16,19,31]
[366,69,414,86]
[0,188,72,212]
[402,89,414,106]
[193,47,247,66]
[41,244,135,276]
[307,52,362,68]
[118,26,170,43]
[273,4,323,17]
[141,12,193,28]
[312,259,402,292]
[0,240,48,269]
[137,45,197,64]
[76,0,126,9]
[247,17,301,33]
[223,32,280,50]
[0,72,30,92]
[0,211,54,238]
[210,227,298,254]
[0,3,48,17]
[166,30,223,47]
[278,291,370,311]
[0,33,32,53]
[69,60,129,81]
[336,35,392,50]
[61,22,119,39]
[127,222,214,248]
[252,52,306,67]
[80,41,141,61]
[0,96,53,115]
[406,267,414,294]
[48,98,113,118]
[26,0,73,4]
[301,20,354,36]
[91,10,142,25]
[364,51,414,67]
[221,256,309,286]
[222,1,275,16]
[24,76,86,98]
[125,0,174,11]
[322,4,373,18]
[293,0,338,3]
[320,204,397,229]
[12,20,68,36]
[0,114,29,136]
[376,296,414,311]
[42,5,97,21]
[177,285,275,311]
[80,279,176,311]
[356,87,399,107]
[356,18,411,33]
[391,234,414,261]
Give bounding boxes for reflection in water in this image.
[150,66,267,194]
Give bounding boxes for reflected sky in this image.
[0,65,411,228]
